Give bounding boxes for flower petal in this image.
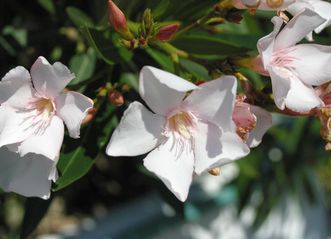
[0,147,55,199]
[285,76,324,112]
[193,122,222,174]
[55,91,93,138]
[257,17,283,67]
[143,136,194,202]
[288,44,331,86]
[269,66,323,111]
[16,116,64,160]
[274,8,326,50]
[287,1,312,14]
[0,66,34,108]
[106,101,166,156]
[218,131,250,163]
[194,121,249,174]
[268,66,291,110]
[246,106,272,148]
[0,106,37,147]
[184,76,237,132]
[312,0,331,34]
[30,56,75,98]
[139,66,197,116]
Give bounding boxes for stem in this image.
[175,10,215,38]
[155,42,189,58]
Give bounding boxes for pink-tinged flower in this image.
[106,66,249,201]
[0,56,93,199]
[257,8,331,112]
[233,96,272,147]
[287,0,331,41]
[233,0,295,11]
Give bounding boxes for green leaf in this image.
[81,26,115,65]
[81,27,133,65]
[153,0,170,19]
[172,34,251,57]
[53,103,116,191]
[66,6,94,28]
[38,0,55,15]
[20,197,53,238]
[146,48,174,72]
[2,26,27,47]
[68,48,96,86]
[179,58,210,80]
[53,145,96,191]
[164,0,215,21]
[120,73,139,92]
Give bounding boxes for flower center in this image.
[271,50,296,68]
[22,97,56,134]
[163,110,198,157]
[32,98,55,119]
[167,111,196,140]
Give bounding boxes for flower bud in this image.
[208,167,221,176]
[107,0,133,39]
[82,108,97,125]
[156,23,180,41]
[108,90,124,106]
[232,96,257,141]
[107,0,127,32]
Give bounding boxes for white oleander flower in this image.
[257,8,331,112]
[0,56,93,199]
[106,66,249,201]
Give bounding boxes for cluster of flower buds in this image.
[107,0,180,49]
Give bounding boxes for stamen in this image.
[17,97,56,135]
[163,110,198,158]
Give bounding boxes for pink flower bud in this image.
[208,167,221,176]
[156,23,180,41]
[232,97,257,141]
[108,90,124,106]
[107,0,127,33]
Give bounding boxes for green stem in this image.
[155,42,189,58]
[175,10,215,38]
